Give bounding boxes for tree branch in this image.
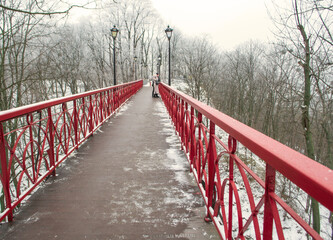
[0,3,89,16]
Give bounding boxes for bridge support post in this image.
[73,100,79,149]
[263,164,276,239]
[180,99,184,149]
[189,107,195,167]
[47,108,56,176]
[205,121,217,222]
[0,123,13,222]
[88,95,94,134]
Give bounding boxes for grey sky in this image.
[151,0,274,50]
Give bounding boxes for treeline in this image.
[0,0,167,111]
[175,39,332,169]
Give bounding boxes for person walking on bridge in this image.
[152,73,160,98]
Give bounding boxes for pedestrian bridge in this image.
[0,80,332,239]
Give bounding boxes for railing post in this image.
[185,102,189,153]
[88,95,94,133]
[47,108,56,176]
[61,104,68,154]
[263,164,276,239]
[114,88,118,110]
[176,96,179,132]
[169,92,173,118]
[108,90,111,115]
[82,98,86,137]
[180,99,184,148]
[111,89,114,113]
[228,135,237,239]
[190,106,195,166]
[205,121,217,222]
[73,100,79,149]
[198,113,202,140]
[120,87,123,105]
[100,92,104,123]
[27,114,36,182]
[0,123,13,222]
[171,93,174,123]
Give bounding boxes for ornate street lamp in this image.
[165,25,173,86]
[140,60,143,79]
[157,54,162,76]
[110,25,119,85]
[134,56,138,80]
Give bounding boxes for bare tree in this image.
[178,37,219,102]
[268,0,333,234]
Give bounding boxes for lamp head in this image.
[165,25,173,40]
[110,25,119,40]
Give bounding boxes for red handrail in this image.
[0,80,143,222]
[159,83,333,240]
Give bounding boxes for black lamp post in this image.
[110,25,119,86]
[144,64,148,79]
[140,60,143,79]
[134,56,138,80]
[165,25,173,86]
[157,54,162,76]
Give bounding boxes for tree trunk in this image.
[298,23,320,234]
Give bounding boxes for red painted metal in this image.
[0,80,142,222]
[159,83,333,240]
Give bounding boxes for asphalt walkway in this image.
[0,85,219,240]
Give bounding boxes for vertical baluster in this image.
[263,164,276,239]
[198,113,202,140]
[114,87,118,110]
[47,108,56,176]
[111,89,114,113]
[190,106,195,166]
[82,98,86,137]
[62,104,68,154]
[185,102,189,153]
[100,92,104,123]
[175,96,179,132]
[168,90,170,115]
[177,97,181,134]
[180,99,184,148]
[89,95,93,133]
[169,92,172,117]
[120,87,123,105]
[107,90,111,116]
[205,121,217,222]
[27,114,36,182]
[197,113,203,179]
[170,92,174,123]
[0,123,13,222]
[73,100,78,149]
[228,135,237,239]
[174,94,177,124]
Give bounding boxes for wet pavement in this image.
[0,85,220,240]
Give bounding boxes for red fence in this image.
[0,80,142,222]
[159,83,333,240]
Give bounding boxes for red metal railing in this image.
[0,80,142,222]
[159,83,333,240]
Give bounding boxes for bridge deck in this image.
[0,86,219,240]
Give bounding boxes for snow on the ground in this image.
[153,100,220,239]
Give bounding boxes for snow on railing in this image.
[159,83,333,240]
[0,80,143,222]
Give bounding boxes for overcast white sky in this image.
[151,0,275,51]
